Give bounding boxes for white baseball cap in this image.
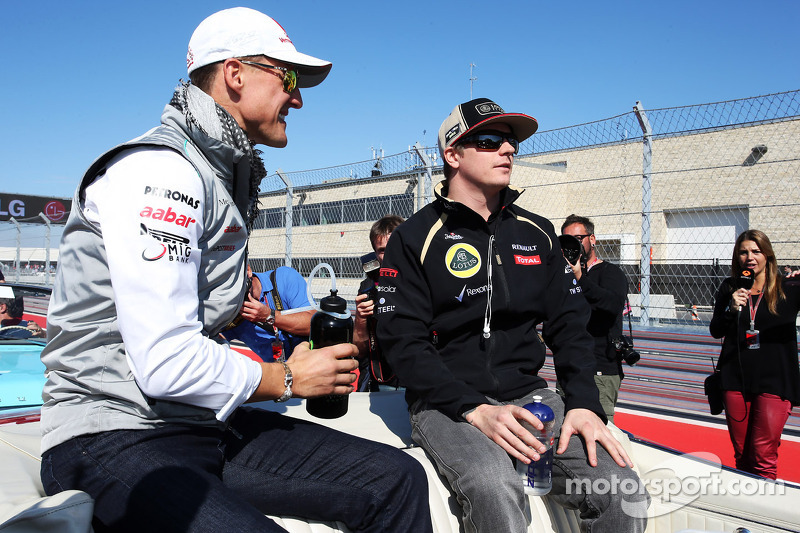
[187,7,332,89]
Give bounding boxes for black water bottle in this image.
[306,289,353,419]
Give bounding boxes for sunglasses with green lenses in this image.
[457,131,520,154]
[239,60,298,94]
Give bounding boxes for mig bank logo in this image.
[445,243,481,279]
[140,224,192,263]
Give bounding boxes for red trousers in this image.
[723,390,792,479]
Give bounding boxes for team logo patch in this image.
[476,102,503,116]
[445,243,481,279]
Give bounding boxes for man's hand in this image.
[26,320,45,338]
[284,342,358,398]
[557,408,632,468]
[465,404,547,464]
[355,292,374,321]
[353,293,374,357]
[566,256,582,281]
[241,293,271,323]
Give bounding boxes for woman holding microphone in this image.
[710,229,800,479]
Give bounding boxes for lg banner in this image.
[0,194,72,224]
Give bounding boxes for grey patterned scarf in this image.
[169,81,264,230]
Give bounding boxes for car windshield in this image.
[0,283,50,410]
[0,338,46,410]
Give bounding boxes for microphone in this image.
[735,268,755,290]
[734,268,755,312]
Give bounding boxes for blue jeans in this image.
[41,407,433,533]
[410,388,650,533]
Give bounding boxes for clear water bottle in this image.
[516,396,555,496]
[305,289,353,419]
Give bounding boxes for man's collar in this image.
[434,180,523,213]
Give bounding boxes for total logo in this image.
[140,224,192,263]
[514,254,541,266]
[444,232,464,240]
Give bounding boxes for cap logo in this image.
[444,124,462,144]
[475,102,504,116]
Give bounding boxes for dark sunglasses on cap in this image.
[239,60,299,94]
[457,130,520,154]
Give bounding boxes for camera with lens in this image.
[558,234,584,266]
[360,252,380,304]
[613,335,640,366]
[361,252,381,282]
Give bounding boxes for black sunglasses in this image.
[457,130,519,154]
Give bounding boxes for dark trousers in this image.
[723,390,792,479]
[41,407,433,533]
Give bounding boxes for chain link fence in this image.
[249,90,800,326]
[2,90,798,328]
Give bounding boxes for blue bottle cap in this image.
[522,396,554,422]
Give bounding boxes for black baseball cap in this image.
[437,98,538,155]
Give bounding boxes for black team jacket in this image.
[375,182,604,421]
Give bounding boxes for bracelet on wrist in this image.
[274,362,293,403]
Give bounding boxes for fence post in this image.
[634,102,653,326]
[10,217,21,283]
[413,142,433,207]
[38,213,52,287]
[275,169,294,268]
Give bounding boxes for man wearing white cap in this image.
[40,8,432,532]
[376,98,649,532]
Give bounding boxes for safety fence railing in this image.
[3,90,799,329]
[248,90,800,327]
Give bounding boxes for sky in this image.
[1,0,799,200]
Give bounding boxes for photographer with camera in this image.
[224,264,315,362]
[561,214,631,423]
[354,214,404,391]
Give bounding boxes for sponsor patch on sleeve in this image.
[139,223,193,263]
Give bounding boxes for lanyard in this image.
[748,292,764,330]
[586,257,601,271]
